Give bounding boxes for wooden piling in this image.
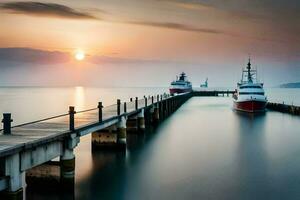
[69,106,75,131]
[2,113,12,135]
[117,99,121,116]
[98,102,103,122]
[135,97,138,110]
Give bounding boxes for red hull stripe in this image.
[234,101,267,112]
[169,88,192,94]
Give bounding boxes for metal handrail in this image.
[11,113,69,128]
[0,92,190,132]
[75,107,98,114]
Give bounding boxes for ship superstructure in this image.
[233,59,267,112]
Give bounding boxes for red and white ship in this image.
[233,59,267,112]
[169,72,192,95]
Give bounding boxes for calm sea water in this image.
[0,87,300,200]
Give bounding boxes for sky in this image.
[0,0,299,86]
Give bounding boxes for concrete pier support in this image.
[92,126,118,149]
[60,148,75,190]
[170,99,174,113]
[137,109,145,132]
[26,161,60,189]
[126,116,138,133]
[152,104,160,124]
[158,101,163,120]
[92,117,127,150]
[149,105,158,125]
[161,100,166,119]
[60,133,78,190]
[0,154,24,200]
[143,108,151,126]
[117,116,127,149]
[164,100,168,117]
[166,99,170,116]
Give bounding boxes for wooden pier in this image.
[0,92,195,199]
[0,89,233,199]
[192,90,234,97]
[267,102,300,115]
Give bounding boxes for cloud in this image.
[127,21,223,34]
[0,1,98,20]
[158,0,266,20]
[159,0,214,10]
[126,20,293,44]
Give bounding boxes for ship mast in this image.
[247,58,253,83]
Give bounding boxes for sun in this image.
[75,50,85,61]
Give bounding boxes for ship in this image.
[233,58,267,112]
[169,72,192,95]
[200,78,208,88]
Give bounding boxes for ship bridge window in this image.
[240,86,262,89]
[239,92,265,95]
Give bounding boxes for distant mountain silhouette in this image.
[0,48,70,64]
[279,82,300,88]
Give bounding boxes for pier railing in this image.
[4,90,298,136]
[0,93,172,135]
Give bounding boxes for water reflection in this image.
[75,128,159,200]
[26,167,75,200]
[76,149,127,200]
[233,112,271,199]
[74,86,85,111]
[26,188,74,200]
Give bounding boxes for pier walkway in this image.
[0,89,234,199]
[0,92,195,199]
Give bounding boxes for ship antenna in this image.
[256,65,258,82]
[247,57,252,83]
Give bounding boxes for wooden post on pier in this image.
[2,113,13,135]
[98,102,103,122]
[124,102,127,113]
[145,97,148,107]
[69,106,75,131]
[117,99,121,116]
[135,97,138,110]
